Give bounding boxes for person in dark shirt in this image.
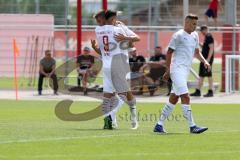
[141,46,168,96]
[129,47,146,73]
[148,46,166,82]
[190,25,214,97]
[38,50,58,95]
[76,46,95,95]
[128,47,146,94]
[141,46,166,84]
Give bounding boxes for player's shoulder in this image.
[95,25,110,30]
[104,25,116,31]
[116,23,127,29]
[206,33,214,42]
[175,29,185,35]
[191,31,198,36]
[95,25,115,33]
[40,58,44,63]
[191,31,199,38]
[95,26,101,31]
[171,29,184,39]
[206,33,213,38]
[113,25,124,33]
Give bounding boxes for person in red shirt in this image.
[204,0,223,27]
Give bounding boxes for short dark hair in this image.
[45,50,51,54]
[185,14,198,20]
[105,10,117,20]
[200,25,208,31]
[94,10,105,19]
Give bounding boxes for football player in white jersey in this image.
[91,10,124,129]
[91,10,134,129]
[154,14,210,134]
[94,10,140,130]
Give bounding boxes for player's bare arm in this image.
[91,39,101,55]
[114,33,140,42]
[116,20,125,25]
[194,48,211,71]
[163,48,174,81]
[207,43,214,62]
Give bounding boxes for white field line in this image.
[1,129,240,145]
[11,150,240,159]
[0,133,145,145]
[1,90,240,104]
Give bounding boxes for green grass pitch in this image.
[0,100,239,160]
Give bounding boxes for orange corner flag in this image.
[13,38,20,57]
[13,38,20,100]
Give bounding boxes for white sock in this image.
[110,96,124,125]
[130,105,137,123]
[181,104,196,127]
[157,102,175,126]
[110,112,116,124]
[113,96,124,113]
[127,98,137,123]
[102,97,111,117]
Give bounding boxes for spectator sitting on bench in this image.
[129,47,146,94]
[141,46,167,95]
[76,46,95,95]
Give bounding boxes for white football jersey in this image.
[168,29,199,70]
[116,23,137,58]
[95,25,128,68]
[117,23,137,37]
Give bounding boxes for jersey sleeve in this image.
[120,24,137,37]
[168,33,178,50]
[40,59,43,65]
[52,59,56,65]
[76,56,82,64]
[195,32,200,49]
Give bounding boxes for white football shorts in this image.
[103,67,116,93]
[170,66,190,96]
[102,54,130,93]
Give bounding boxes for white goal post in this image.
[225,55,240,94]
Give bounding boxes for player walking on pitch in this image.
[154,14,210,134]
